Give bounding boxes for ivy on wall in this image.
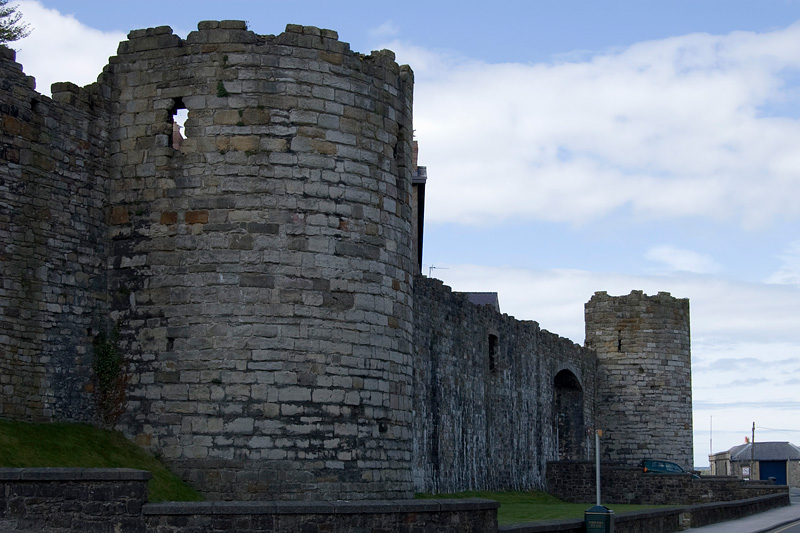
[92,323,131,427]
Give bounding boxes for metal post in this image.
[595,430,601,506]
[710,415,713,457]
[750,422,755,480]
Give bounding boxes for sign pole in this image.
[595,429,601,506]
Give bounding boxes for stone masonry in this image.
[1,19,695,502]
[413,276,596,494]
[585,290,693,468]
[107,22,415,501]
[2,21,414,501]
[0,46,109,422]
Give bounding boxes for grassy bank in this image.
[0,419,202,502]
[418,490,664,525]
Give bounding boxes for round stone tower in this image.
[104,22,415,500]
[585,291,693,468]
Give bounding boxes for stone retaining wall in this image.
[143,499,498,532]
[500,493,790,533]
[0,468,498,532]
[547,461,788,505]
[0,468,150,532]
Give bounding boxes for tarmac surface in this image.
[685,488,800,533]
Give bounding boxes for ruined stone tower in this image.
[1,21,415,501]
[108,22,415,501]
[585,291,693,468]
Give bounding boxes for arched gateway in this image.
[554,369,585,460]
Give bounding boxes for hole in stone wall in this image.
[169,98,188,150]
[488,334,499,372]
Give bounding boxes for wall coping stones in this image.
[0,467,152,481]
[142,498,499,516]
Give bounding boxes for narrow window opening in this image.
[488,334,498,372]
[617,330,623,352]
[169,97,188,150]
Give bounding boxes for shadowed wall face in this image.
[0,47,110,423]
[412,277,597,494]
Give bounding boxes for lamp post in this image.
[595,429,602,505]
[585,429,614,532]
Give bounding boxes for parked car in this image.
[640,459,700,479]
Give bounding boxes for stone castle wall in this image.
[1,20,695,502]
[2,21,416,501]
[585,290,693,468]
[413,277,597,494]
[0,46,111,422]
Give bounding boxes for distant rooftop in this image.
[461,292,500,313]
[721,441,800,461]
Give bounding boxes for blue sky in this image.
[11,0,800,467]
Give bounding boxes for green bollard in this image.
[585,505,614,533]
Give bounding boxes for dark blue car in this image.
[640,459,700,479]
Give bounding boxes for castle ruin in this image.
[0,21,693,501]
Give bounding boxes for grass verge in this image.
[417,490,666,525]
[0,419,202,502]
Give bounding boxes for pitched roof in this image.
[463,292,501,312]
[727,442,800,462]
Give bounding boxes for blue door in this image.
[760,461,787,485]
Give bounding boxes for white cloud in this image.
[766,240,800,285]
[645,245,721,274]
[368,20,400,41]
[388,24,800,229]
[13,1,126,95]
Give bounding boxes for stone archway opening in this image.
[554,369,585,460]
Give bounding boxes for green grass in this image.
[417,490,666,525]
[0,419,203,502]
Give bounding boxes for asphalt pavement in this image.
[685,488,800,533]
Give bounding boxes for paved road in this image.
[686,488,800,533]
[763,518,800,533]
